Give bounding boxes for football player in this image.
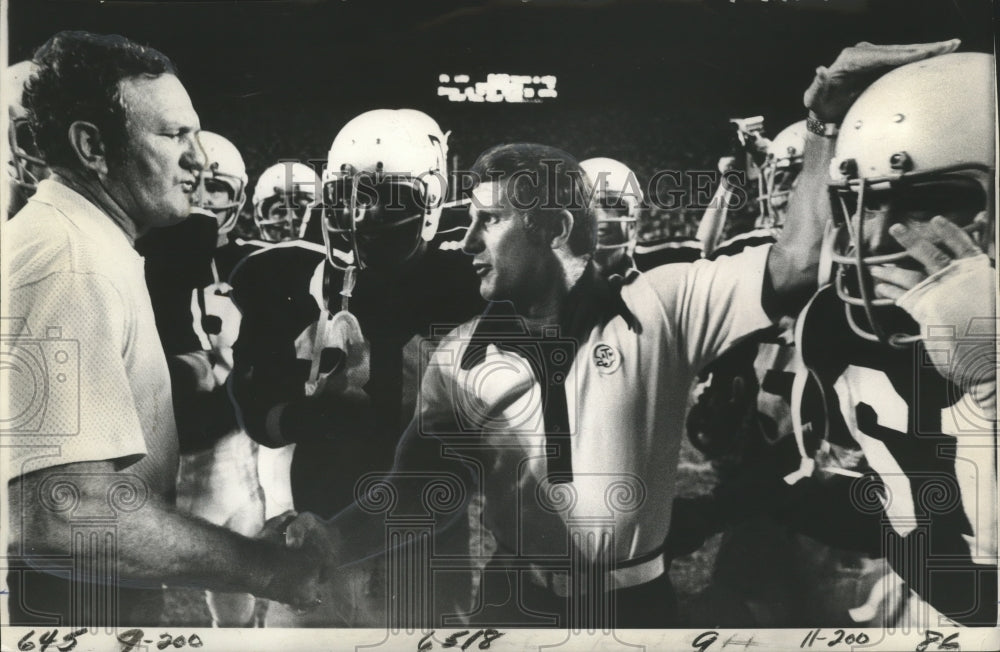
[137,131,269,627]
[5,60,49,217]
[251,161,322,243]
[695,116,764,258]
[580,156,703,275]
[229,109,483,521]
[756,120,806,230]
[675,47,987,623]
[228,110,483,626]
[581,157,639,276]
[707,120,807,259]
[795,50,997,627]
[244,160,323,520]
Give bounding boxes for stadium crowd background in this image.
[10,0,992,245]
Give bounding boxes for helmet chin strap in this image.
[342,175,365,271]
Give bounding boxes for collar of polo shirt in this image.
[463,260,641,368]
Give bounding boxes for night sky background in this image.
[6,0,997,205]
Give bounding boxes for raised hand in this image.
[804,39,960,122]
[870,215,996,390]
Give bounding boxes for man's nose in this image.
[461,223,484,255]
[184,133,207,172]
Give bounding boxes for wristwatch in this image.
[806,114,839,138]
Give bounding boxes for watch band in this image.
[806,115,839,138]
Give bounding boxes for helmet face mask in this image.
[322,173,430,270]
[594,194,638,250]
[756,120,806,229]
[7,61,49,200]
[824,51,996,348]
[191,168,245,233]
[593,194,639,273]
[189,132,248,236]
[252,162,321,243]
[257,191,314,242]
[9,116,47,192]
[322,109,450,271]
[829,165,994,348]
[579,157,643,274]
[759,164,798,223]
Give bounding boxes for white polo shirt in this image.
[418,244,772,587]
[2,180,177,494]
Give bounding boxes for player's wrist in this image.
[803,68,853,125]
[806,111,840,138]
[246,539,282,597]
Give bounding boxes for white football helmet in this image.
[827,51,996,346]
[190,131,247,235]
[321,108,449,270]
[579,157,643,262]
[757,120,806,229]
[6,61,48,200]
[253,162,321,242]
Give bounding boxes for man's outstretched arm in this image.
[8,459,327,610]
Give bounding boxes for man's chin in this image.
[478,280,498,302]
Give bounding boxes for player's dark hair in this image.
[470,143,596,256]
[23,31,177,170]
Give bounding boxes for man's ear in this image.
[67,121,109,175]
[550,209,574,249]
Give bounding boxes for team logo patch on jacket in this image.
[593,343,621,374]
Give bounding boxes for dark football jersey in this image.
[797,285,997,626]
[229,239,485,517]
[138,213,217,356]
[138,215,265,453]
[139,215,263,355]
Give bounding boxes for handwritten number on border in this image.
[17,629,87,652]
[419,630,505,650]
